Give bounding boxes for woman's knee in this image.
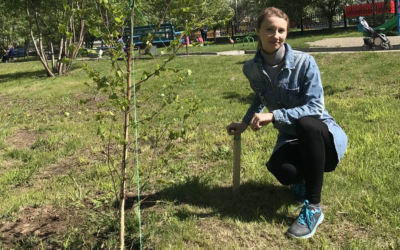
[296,117,329,139]
[266,162,295,185]
[296,117,317,132]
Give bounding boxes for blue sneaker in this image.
[290,179,306,203]
[286,200,324,239]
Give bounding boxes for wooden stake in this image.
[233,135,241,193]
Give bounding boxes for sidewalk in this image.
[197,36,400,55]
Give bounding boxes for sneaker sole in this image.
[286,211,324,239]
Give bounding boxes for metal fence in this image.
[205,13,355,38]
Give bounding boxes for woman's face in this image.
[257,16,288,53]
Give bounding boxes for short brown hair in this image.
[256,7,290,50]
[257,7,290,31]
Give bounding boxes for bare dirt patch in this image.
[0,205,77,249]
[6,130,37,149]
[34,156,80,182]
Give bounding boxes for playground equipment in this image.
[346,0,400,35]
[358,17,392,50]
[236,36,255,46]
[373,15,399,32]
[228,36,255,47]
[345,1,396,17]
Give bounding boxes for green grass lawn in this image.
[1,49,400,249]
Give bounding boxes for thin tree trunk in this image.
[61,1,86,76]
[381,0,389,24]
[58,37,65,76]
[49,41,56,73]
[372,0,377,26]
[26,2,54,77]
[120,3,135,249]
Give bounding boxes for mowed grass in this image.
[0,50,400,249]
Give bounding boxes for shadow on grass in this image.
[127,176,293,224]
[0,70,46,84]
[236,60,248,65]
[324,85,353,96]
[222,91,254,104]
[0,61,86,84]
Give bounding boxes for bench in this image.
[10,48,27,60]
[124,23,182,53]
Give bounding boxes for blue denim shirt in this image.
[242,43,347,163]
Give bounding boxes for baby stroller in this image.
[358,16,391,50]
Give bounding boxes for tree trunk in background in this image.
[372,0,377,26]
[27,4,55,77]
[381,0,389,24]
[300,17,304,35]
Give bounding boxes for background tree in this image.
[4,0,96,77]
[380,0,390,25]
[57,0,92,76]
[231,0,259,35]
[135,0,233,40]
[0,1,30,53]
[372,0,377,26]
[87,0,129,42]
[207,0,234,41]
[311,0,347,32]
[135,0,170,26]
[255,0,313,34]
[170,0,234,40]
[22,0,67,76]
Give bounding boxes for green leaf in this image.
[163,98,168,106]
[61,58,72,64]
[66,31,72,39]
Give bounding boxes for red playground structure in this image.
[345,1,396,17]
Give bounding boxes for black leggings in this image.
[266,117,338,204]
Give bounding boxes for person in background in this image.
[226,7,347,239]
[2,45,14,63]
[117,35,126,52]
[200,25,208,42]
[197,35,204,45]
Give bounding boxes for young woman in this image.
[226,7,347,239]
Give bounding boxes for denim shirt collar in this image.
[253,43,295,69]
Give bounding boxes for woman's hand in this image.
[226,122,248,136]
[250,113,274,132]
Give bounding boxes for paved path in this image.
[307,36,400,47]
[212,36,400,56]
